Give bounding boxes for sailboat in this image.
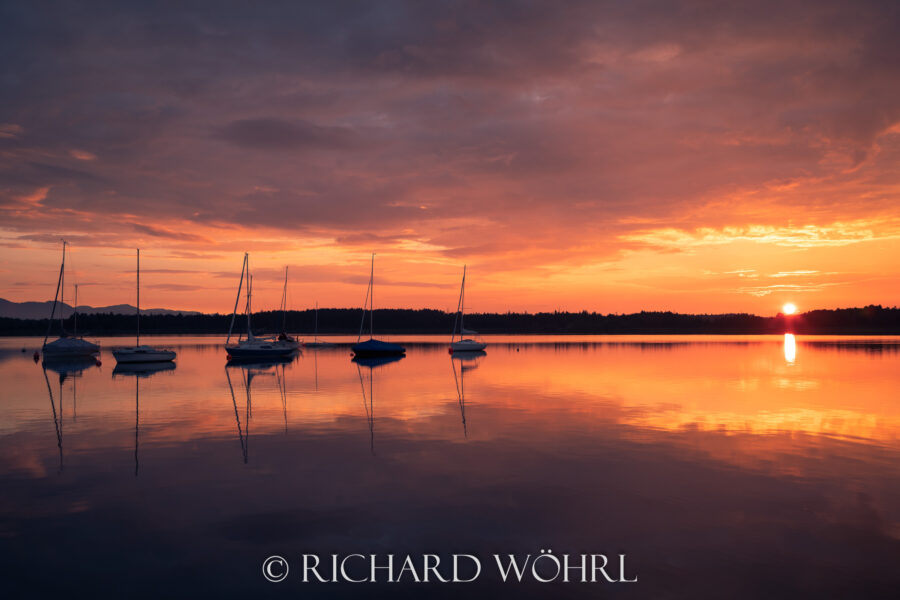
[41,240,100,358]
[351,254,405,358]
[275,266,301,349]
[225,253,297,359]
[113,249,176,364]
[449,265,487,353]
[304,301,335,348]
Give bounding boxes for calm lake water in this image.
[1,334,899,598]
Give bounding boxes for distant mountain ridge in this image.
[0,298,200,320]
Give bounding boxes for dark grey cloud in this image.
[0,160,103,188]
[125,268,198,275]
[216,118,363,151]
[0,0,898,261]
[131,223,211,242]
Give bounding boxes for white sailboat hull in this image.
[450,339,487,352]
[225,339,297,359]
[274,336,302,350]
[305,341,336,348]
[113,346,176,363]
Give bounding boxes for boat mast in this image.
[136,248,140,347]
[357,253,375,342]
[280,266,288,333]
[314,301,318,342]
[451,265,466,343]
[356,284,368,342]
[460,265,466,338]
[60,243,66,333]
[73,284,78,337]
[43,240,66,348]
[246,273,253,340]
[369,253,374,339]
[226,253,247,344]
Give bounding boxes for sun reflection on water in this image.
[784,333,796,363]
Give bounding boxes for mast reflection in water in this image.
[354,353,405,454]
[112,361,176,476]
[41,356,99,473]
[452,350,486,438]
[226,355,295,463]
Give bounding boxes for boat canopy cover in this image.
[43,336,100,354]
[352,338,406,355]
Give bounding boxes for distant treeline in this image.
[2,305,899,336]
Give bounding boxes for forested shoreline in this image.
[2,305,898,336]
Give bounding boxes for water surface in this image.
[1,335,899,598]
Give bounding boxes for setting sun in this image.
[782,303,797,315]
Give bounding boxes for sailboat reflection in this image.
[112,362,177,377]
[451,350,485,438]
[112,362,176,476]
[43,356,100,383]
[275,362,289,433]
[225,359,292,463]
[353,354,405,454]
[784,333,797,364]
[225,366,250,464]
[41,368,64,473]
[41,357,99,472]
[309,342,341,392]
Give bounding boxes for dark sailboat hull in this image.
[351,338,406,357]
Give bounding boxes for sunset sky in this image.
[1,0,899,315]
